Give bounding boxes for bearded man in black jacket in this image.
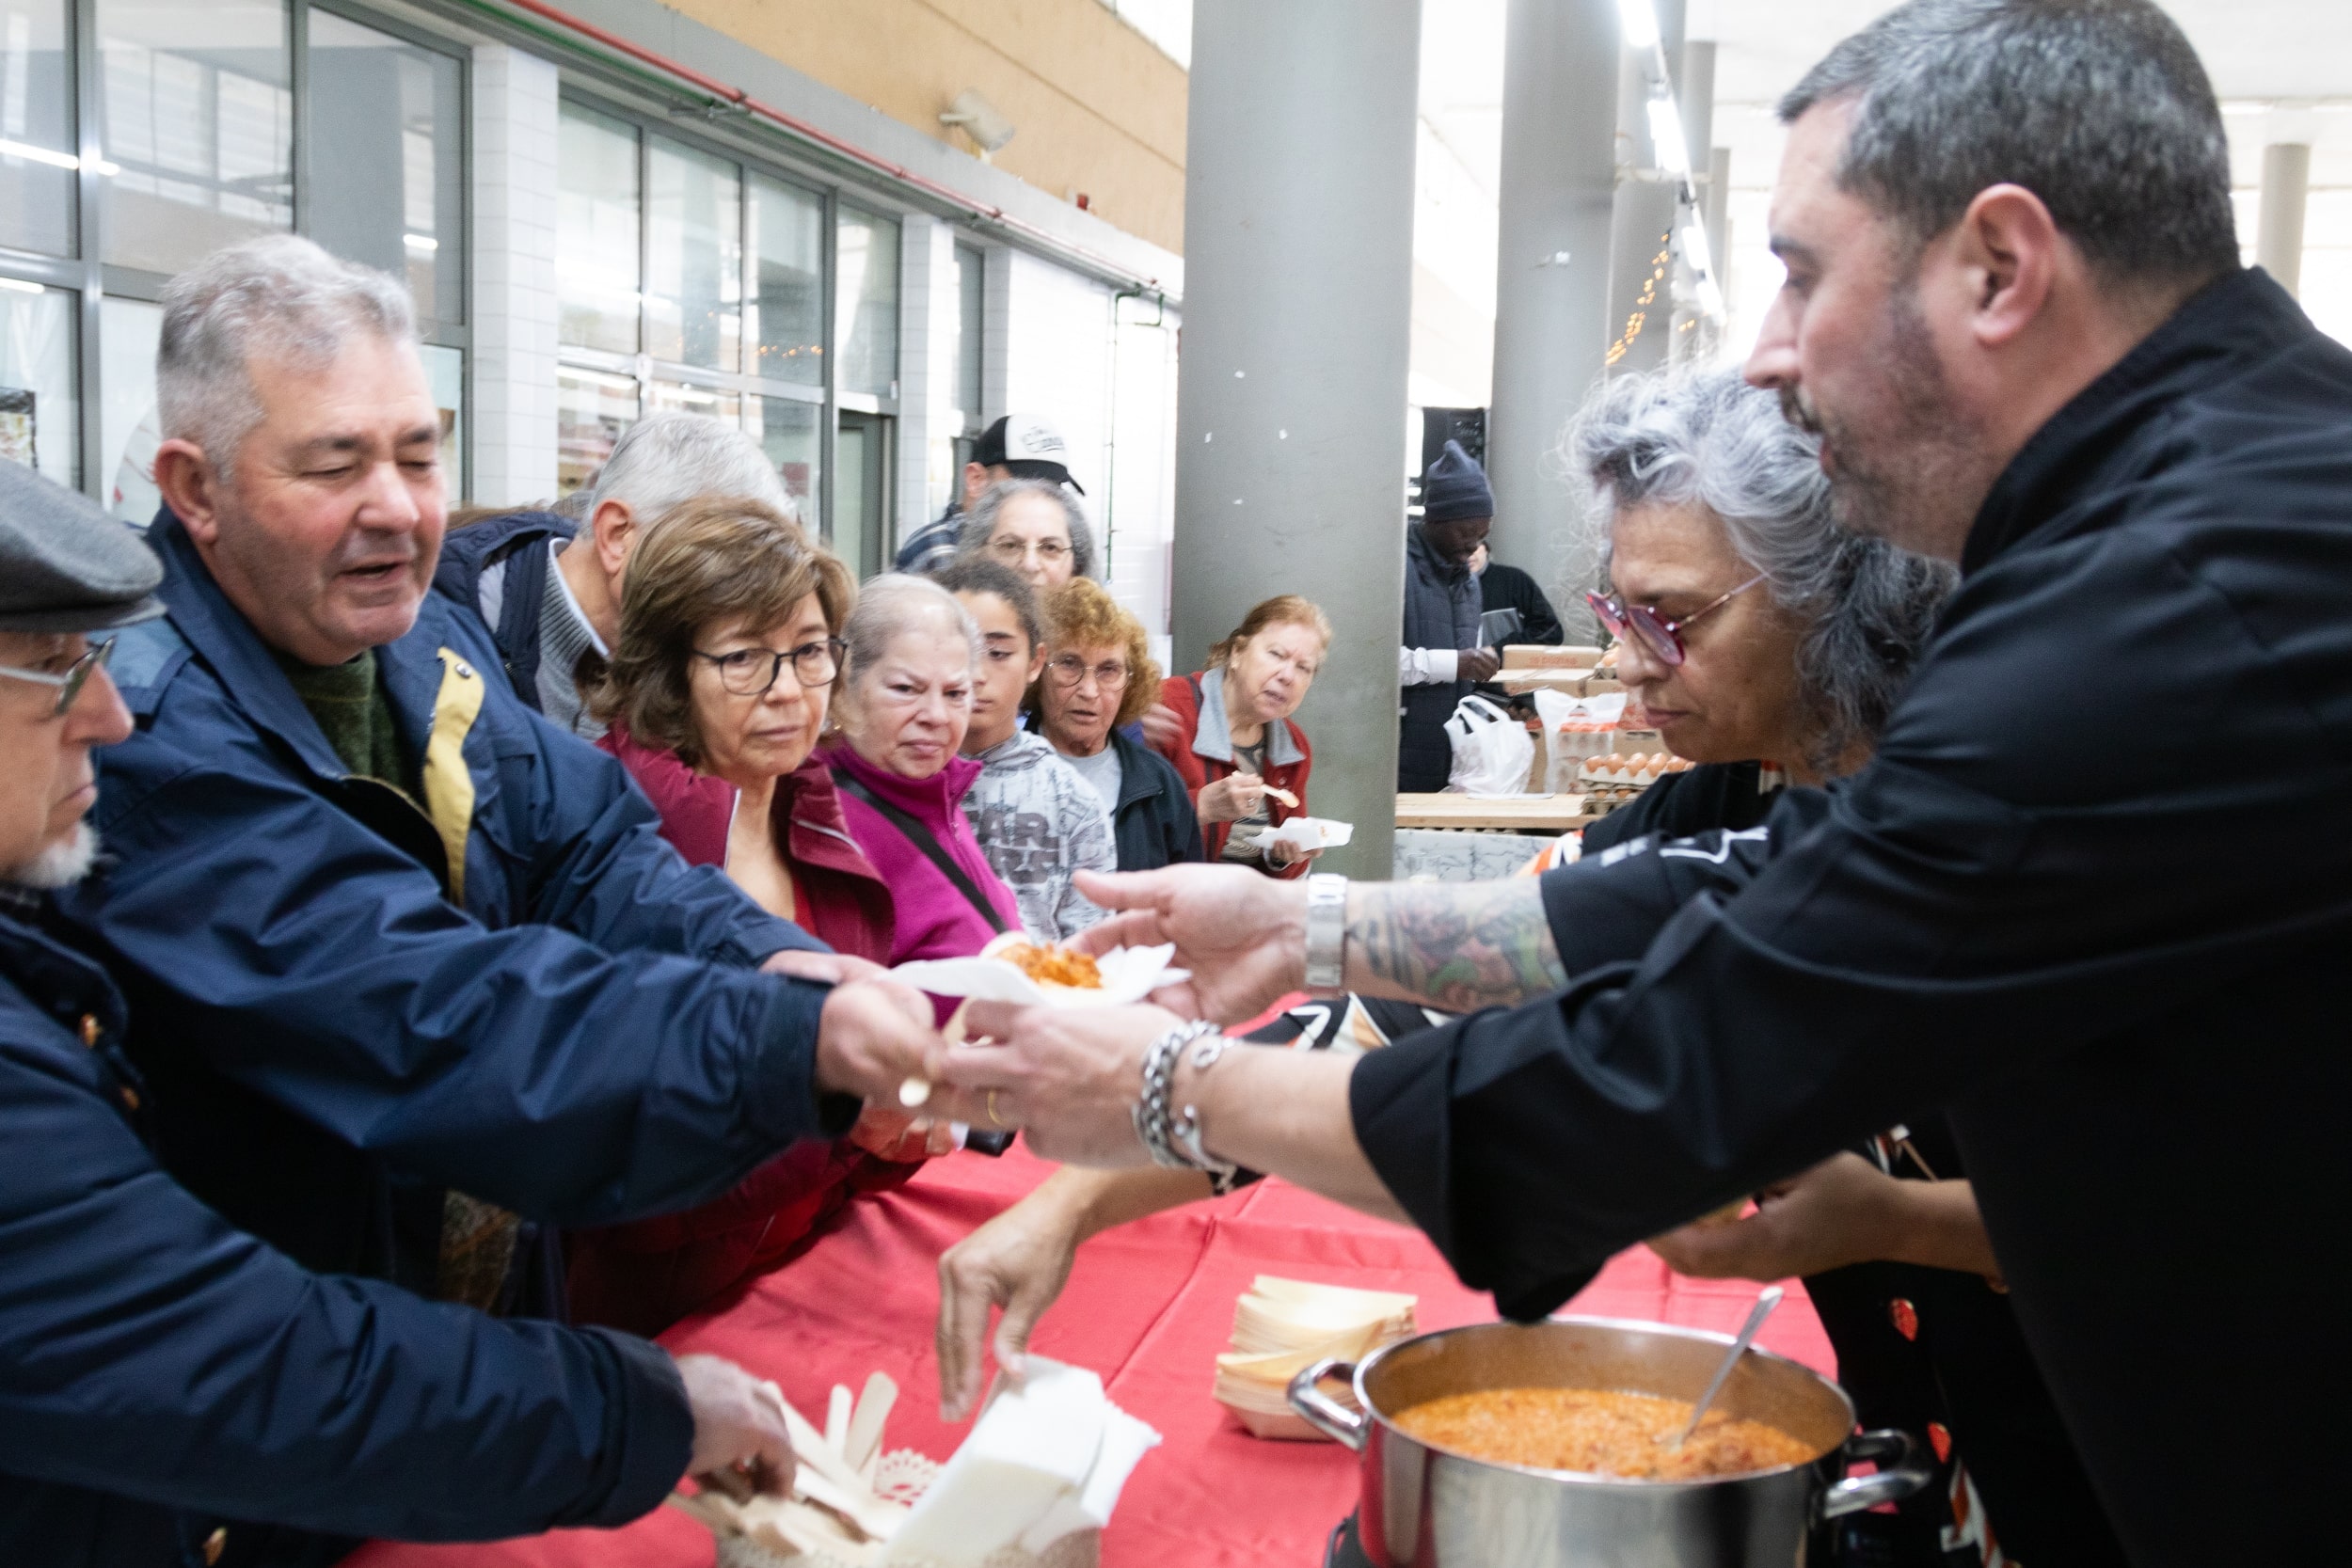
[922,2,2352,1563]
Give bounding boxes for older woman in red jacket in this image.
[567,497,939,1335]
[1152,594,1331,878]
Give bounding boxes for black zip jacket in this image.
[1351,267,2352,1566]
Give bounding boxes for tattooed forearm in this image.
[1343,879,1568,1011]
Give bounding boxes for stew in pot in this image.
[1392,1387,1820,1481]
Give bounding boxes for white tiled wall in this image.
[896,212,944,551]
[469,45,562,507]
[993,249,1180,638]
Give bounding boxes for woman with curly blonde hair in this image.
[1028,578,1203,871]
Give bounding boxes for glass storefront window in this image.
[557,366,636,498]
[307,11,463,329]
[751,394,818,526]
[836,206,898,398]
[99,0,293,275]
[0,0,75,257]
[420,341,462,490]
[558,103,639,354]
[0,282,78,486]
[748,172,822,387]
[100,294,160,523]
[646,136,739,372]
[648,379,739,425]
[954,244,984,424]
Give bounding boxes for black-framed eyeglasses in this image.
[1044,654,1128,690]
[0,637,116,718]
[1585,575,1765,668]
[692,638,846,695]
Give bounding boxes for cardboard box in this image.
[1502,644,1603,670]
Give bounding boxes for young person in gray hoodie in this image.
[935,559,1116,942]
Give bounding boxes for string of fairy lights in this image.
[1609,0,1726,362]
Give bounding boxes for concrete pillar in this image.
[1668,40,1717,364]
[1488,0,1622,640]
[1606,0,1686,376]
[469,44,562,507]
[1171,0,1422,877]
[2259,143,2311,298]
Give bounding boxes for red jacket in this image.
[1153,670,1315,878]
[564,727,914,1337]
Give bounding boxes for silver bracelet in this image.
[1132,1020,1239,1190]
[1304,872,1348,993]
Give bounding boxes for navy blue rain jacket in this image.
[57,512,842,1303]
[0,903,691,1568]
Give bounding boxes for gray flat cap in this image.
[0,460,165,635]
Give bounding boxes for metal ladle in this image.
[1661,1285,1784,1450]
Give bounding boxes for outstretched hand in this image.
[1069,865,1306,1024]
[934,999,1177,1165]
[675,1353,796,1498]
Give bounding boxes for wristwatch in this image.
[1304,873,1347,993]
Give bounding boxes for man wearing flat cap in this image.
[0,464,801,1565]
[1395,438,1497,791]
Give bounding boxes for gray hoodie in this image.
[961,730,1118,942]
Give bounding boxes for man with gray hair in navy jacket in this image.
[46,238,943,1548]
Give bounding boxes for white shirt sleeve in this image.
[1398,646,1459,685]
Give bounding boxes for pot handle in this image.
[1815,1428,1936,1522]
[1286,1357,1368,1450]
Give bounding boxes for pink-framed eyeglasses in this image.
[1585,574,1765,667]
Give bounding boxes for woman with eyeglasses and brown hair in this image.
[1030,578,1203,872]
[956,478,1096,592]
[564,496,945,1337]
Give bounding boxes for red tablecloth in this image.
[351,1146,1831,1568]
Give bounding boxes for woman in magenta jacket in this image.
[569,499,936,1336]
[822,574,1025,954]
[1152,594,1331,878]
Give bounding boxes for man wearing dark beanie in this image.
[1396,439,1496,791]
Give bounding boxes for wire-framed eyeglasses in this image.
[1044,654,1128,691]
[692,639,847,695]
[988,535,1072,566]
[0,637,117,717]
[1585,574,1765,667]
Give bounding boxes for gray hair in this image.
[1782,0,2236,287]
[957,478,1098,581]
[1570,367,1956,775]
[837,573,983,717]
[589,412,793,529]
[158,235,417,479]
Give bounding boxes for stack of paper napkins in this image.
[887,1359,1159,1567]
[1211,1277,1417,1441]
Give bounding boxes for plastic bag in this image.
[1444,693,1534,797]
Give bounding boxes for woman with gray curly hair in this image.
[955,478,1097,590]
[1573,363,1954,824]
[1570,367,2124,1568]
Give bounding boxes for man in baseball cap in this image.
[895,410,1083,575]
[0,461,800,1564]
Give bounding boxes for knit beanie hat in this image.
[1422,440,1494,524]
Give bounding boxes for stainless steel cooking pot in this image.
[1288,1317,1932,1568]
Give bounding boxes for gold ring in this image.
[986,1089,1007,1128]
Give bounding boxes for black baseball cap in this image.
[974,412,1084,494]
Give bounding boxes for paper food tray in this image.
[1261,816,1353,853]
[891,937,1186,1008]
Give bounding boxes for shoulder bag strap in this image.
[834,772,1011,936]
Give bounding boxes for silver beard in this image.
[9,823,99,890]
